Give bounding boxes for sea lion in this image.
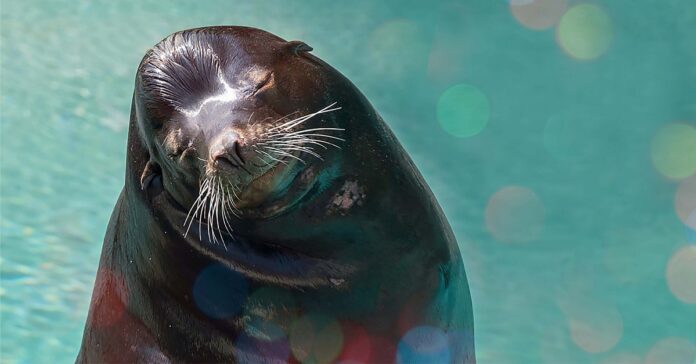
[77,26,475,363]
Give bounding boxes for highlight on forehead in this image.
[176,65,274,118]
[139,30,227,114]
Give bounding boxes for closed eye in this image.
[252,72,274,96]
[168,146,196,160]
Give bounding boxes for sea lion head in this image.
[128,27,368,288]
[134,27,346,229]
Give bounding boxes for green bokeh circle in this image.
[651,123,696,179]
[557,4,612,60]
[437,83,490,138]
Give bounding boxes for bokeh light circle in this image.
[397,326,451,364]
[245,316,287,342]
[559,293,623,354]
[510,0,567,30]
[367,336,398,363]
[687,216,696,243]
[651,123,696,180]
[666,245,696,304]
[289,314,344,363]
[337,322,372,363]
[436,83,490,138]
[568,312,623,353]
[485,186,545,243]
[675,175,696,229]
[556,4,612,60]
[242,286,298,330]
[192,263,248,319]
[644,337,696,364]
[427,38,467,86]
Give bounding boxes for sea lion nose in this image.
[210,131,245,169]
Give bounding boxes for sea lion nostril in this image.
[214,153,240,168]
[234,141,245,164]
[211,138,245,169]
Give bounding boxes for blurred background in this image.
[1,0,695,363]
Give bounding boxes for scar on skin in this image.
[327,180,365,215]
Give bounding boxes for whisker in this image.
[207,177,217,245]
[185,178,210,237]
[198,195,206,241]
[214,178,225,245]
[270,110,302,127]
[286,139,329,149]
[213,178,226,249]
[264,127,345,140]
[304,139,341,149]
[228,183,241,202]
[263,146,307,164]
[255,147,288,165]
[219,185,236,237]
[270,137,332,150]
[278,133,345,142]
[265,103,340,133]
[210,177,220,245]
[220,212,233,248]
[184,180,205,227]
[220,191,235,223]
[266,143,323,160]
[283,127,345,136]
[198,179,211,241]
[266,113,314,133]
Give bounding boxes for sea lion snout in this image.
[209,130,245,169]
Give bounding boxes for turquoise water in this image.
[1,0,695,363]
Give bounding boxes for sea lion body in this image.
[78,26,474,363]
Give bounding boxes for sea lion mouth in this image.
[178,147,312,241]
[234,150,302,209]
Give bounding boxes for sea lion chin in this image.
[78,26,475,363]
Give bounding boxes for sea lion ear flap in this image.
[140,160,162,191]
[287,40,313,55]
